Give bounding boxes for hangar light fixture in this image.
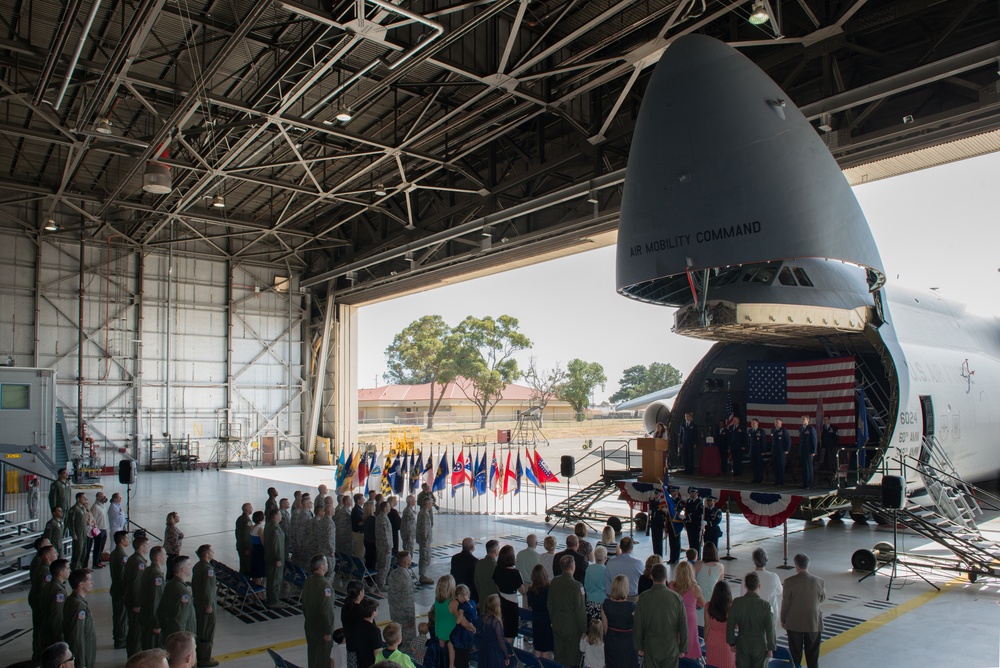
[142,162,172,194]
[374,183,387,196]
[748,1,769,24]
[212,194,226,209]
[335,104,353,122]
[44,218,58,231]
[96,117,113,135]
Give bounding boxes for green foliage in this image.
[524,358,567,412]
[608,362,684,404]
[453,315,532,428]
[558,358,606,417]
[383,315,460,428]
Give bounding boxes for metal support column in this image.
[307,290,335,464]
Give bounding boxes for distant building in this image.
[357,377,573,425]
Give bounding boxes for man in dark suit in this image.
[780,553,826,668]
[770,418,791,486]
[799,416,818,489]
[678,413,699,474]
[473,539,499,604]
[449,537,479,601]
[551,535,587,584]
[727,571,776,668]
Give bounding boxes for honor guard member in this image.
[66,493,91,571]
[39,559,71,650]
[191,545,219,667]
[683,487,704,559]
[665,486,684,565]
[302,555,337,668]
[265,488,279,516]
[109,530,132,649]
[678,413,699,474]
[401,495,417,554]
[415,495,434,584]
[729,417,746,477]
[647,493,667,558]
[264,508,286,608]
[30,543,57,659]
[64,569,97,668]
[387,551,417,650]
[45,506,67,556]
[139,546,167,649]
[158,556,197,640]
[820,416,839,475]
[234,503,253,575]
[703,496,723,551]
[770,418,791,486]
[124,534,151,656]
[799,416,818,489]
[717,420,731,475]
[747,419,766,483]
[49,468,73,518]
[375,501,393,588]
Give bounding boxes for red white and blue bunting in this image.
[616,482,662,510]
[719,490,802,528]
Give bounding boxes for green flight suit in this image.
[66,502,89,570]
[44,518,65,555]
[38,577,70,650]
[49,478,72,516]
[109,545,130,646]
[192,559,218,664]
[263,520,285,605]
[726,592,776,668]
[235,513,253,574]
[138,563,166,649]
[548,572,587,666]
[158,578,196,640]
[64,593,97,668]
[29,560,52,659]
[633,583,688,668]
[301,573,336,668]
[123,552,149,656]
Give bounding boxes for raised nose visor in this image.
[616,35,885,308]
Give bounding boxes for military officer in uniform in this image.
[45,506,66,555]
[729,417,746,476]
[703,496,723,551]
[717,419,731,474]
[387,551,416,650]
[665,486,684,564]
[191,544,219,667]
[683,487,704,559]
[39,558,71,651]
[799,416,818,489]
[159,556,197,639]
[334,495,352,581]
[647,493,667,558]
[49,468,73,518]
[770,418,791,486]
[747,419,766,483]
[30,543,57,659]
[139,546,167,649]
[234,503,253,575]
[265,488,279,516]
[633,563,687,668]
[727,572,776,668]
[124,534,151,656]
[301,555,336,668]
[109,530,131,649]
[66,493,91,571]
[64,569,97,668]
[375,501,393,588]
[264,508,286,608]
[415,495,434,584]
[678,413,699,474]
[820,416,839,477]
[311,504,335,577]
[400,495,417,554]
[549,557,588,666]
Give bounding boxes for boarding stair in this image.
[545,440,641,527]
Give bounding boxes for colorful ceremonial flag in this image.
[433,451,449,493]
[747,356,856,444]
[662,484,684,532]
[452,449,470,496]
[473,451,485,496]
[367,452,383,494]
[533,449,559,485]
[725,392,735,426]
[391,454,405,495]
[411,452,423,493]
[515,450,523,494]
[423,451,434,488]
[382,454,394,496]
[356,450,370,488]
[502,450,516,495]
[489,449,500,494]
[524,449,541,488]
[334,448,347,489]
[338,448,356,492]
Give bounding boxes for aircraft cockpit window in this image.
[743,266,776,283]
[792,267,814,286]
[778,267,797,286]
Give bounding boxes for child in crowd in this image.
[332,628,347,668]
[476,595,510,668]
[378,623,417,668]
[579,619,606,668]
[355,597,383,668]
[450,584,478,668]
[686,548,698,563]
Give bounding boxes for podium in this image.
[636,438,669,483]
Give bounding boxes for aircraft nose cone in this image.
[616,35,884,307]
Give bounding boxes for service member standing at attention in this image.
[49,468,73,518]
[729,418,746,477]
[375,501,393,588]
[234,503,253,576]
[191,545,219,667]
[265,488,279,516]
[29,543,57,660]
[39,558,71,651]
[159,556,197,640]
[770,419,791,486]
[310,504,334,573]
[727,572,776,668]
[633,563,687,668]
[401,494,417,554]
[46,506,67,555]
[548,555,587,667]
[703,496,723,552]
[63,569,97,668]
[387,551,417,650]
[125,534,151,656]
[798,417,818,489]
[780,554,825,668]
[678,413,699,474]
[351,493,366,558]
[648,496,667,558]
[474,539,500,604]
[747,419,766,484]
[820,416,839,476]
[263,508,286,608]
[139,546,168,649]
[109,531,132,649]
[302,555,337,668]
[66,493,91,571]
[334,496,353,566]
[683,488,704,559]
[415,495,434,584]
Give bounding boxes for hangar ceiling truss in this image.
[1,0,998,301]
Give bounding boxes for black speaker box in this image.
[118,459,136,485]
[560,455,575,478]
[881,474,905,509]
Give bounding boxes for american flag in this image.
[746,357,856,445]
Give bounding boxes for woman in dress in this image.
[596,526,619,558]
[584,546,608,621]
[538,535,558,579]
[341,580,366,668]
[434,575,458,668]
[695,542,725,626]
[669,560,706,661]
[362,501,377,569]
[477,595,511,668]
[637,554,661,595]
[600,575,637,668]
[575,523,594,562]
[703,581,736,668]
[492,544,526,642]
[526,564,554,658]
[249,510,266,582]
[163,511,183,579]
[745,547,783,640]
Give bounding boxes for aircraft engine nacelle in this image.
[643,401,672,435]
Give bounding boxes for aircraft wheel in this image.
[545,515,551,523]
[828,510,846,521]
[849,510,872,524]
[969,572,978,583]
[872,541,895,562]
[851,548,877,572]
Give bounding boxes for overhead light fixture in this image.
[44,218,58,231]
[748,0,769,24]
[96,117,113,135]
[212,194,226,209]
[374,183,387,196]
[712,367,739,376]
[142,162,172,194]
[586,191,599,204]
[335,104,353,122]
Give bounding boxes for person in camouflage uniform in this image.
[109,530,131,649]
[301,555,336,668]
[39,559,71,651]
[66,493,90,571]
[29,543,57,660]
[63,569,97,668]
[124,534,151,656]
[375,501,393,588]
[334,496,352,578]
[45,506,66,556]
[310,504,336,578]
[290,497,313,567]
[386,551,416,651]
[158,556,197,640]
[415,496,434,584]
[234,503,254,575]
[279,498,292,539]
[192,545,219,667]
[401,495,417,554]
[138,546,167,650]
[264,508,286,608]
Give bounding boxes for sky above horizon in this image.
[358,150,1000,403]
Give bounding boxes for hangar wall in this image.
[0,227,309,469]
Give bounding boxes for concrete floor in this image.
[3,465,999,668]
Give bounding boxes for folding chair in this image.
[772,646,792,662]
[512,647,543,668]
[518,608,534,640]
[539,656,565,668]
[350,554,381,592]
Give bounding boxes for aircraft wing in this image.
[614,383,684,411]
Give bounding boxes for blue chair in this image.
[518,607,534,639]
[349,554,380,592]
[267,648,304,668]
[512,647,542,668]
[539,657,565,668]
[679,659,703,668]
[772,646,792,662]
[767,660,793,668]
